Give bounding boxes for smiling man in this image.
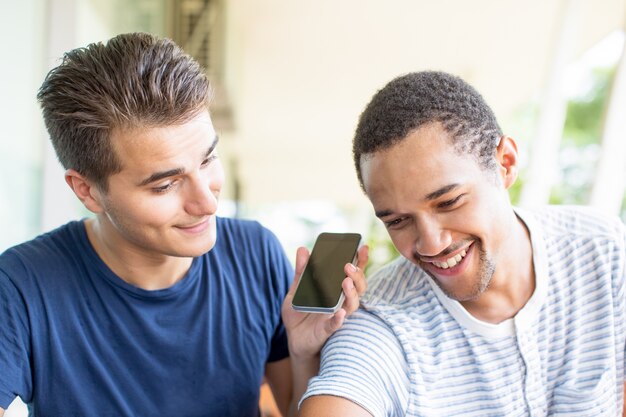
[299,71,626,416]
[0,33,368,417]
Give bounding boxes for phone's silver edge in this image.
[292,292,345,314]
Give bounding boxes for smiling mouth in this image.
[177,218,210,229]
[431,249,468,269]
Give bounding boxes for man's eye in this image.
[201,155,218,166]
[438,194,464,209]
[384,218,405,228]
[152,182,174,193]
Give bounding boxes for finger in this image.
[287,247,310,296]
[345,245,369,296]
[356,245,369,293]
[341,277,360,314]
[326,308,347,334]
[356,245,369,271]
[343,265,366,297]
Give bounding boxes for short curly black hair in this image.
[353,71,503,191]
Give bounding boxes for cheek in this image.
[121,195,181,226]
[388,230,415,258]
[452,201,504,252]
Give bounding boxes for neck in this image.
[85,217,193,291]
[461,210,535,324]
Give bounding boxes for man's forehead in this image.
[109,113,216,167]
[361,133,485,197]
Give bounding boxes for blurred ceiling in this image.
[218,0,625,208]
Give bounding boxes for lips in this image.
[425,241,474,272]
[176,218,210,233]
[432,249,468,269]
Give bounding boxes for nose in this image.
[413,215,452,258]
[184,173,219,217]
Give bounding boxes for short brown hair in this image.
[37,32,211,190]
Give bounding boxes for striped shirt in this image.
[301,206,626,416]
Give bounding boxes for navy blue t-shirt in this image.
[0,217,293,416]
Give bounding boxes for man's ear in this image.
[495,135,519,189]
[65,169,106,214]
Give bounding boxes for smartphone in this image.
[292,232,362,314]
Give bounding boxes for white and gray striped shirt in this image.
[302,206,626,416]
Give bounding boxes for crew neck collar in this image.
[427,208,548,339]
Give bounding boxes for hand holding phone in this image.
[291,232,362,314]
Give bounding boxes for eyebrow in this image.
[424,183,460,201]
[138,135,219,186]
[374,183,461,218]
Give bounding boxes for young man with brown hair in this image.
[0,33,367,417]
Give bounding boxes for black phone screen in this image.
[292,233,361,309]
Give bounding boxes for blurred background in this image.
[2,0,626,415]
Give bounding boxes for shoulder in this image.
[325,309,408,372]
[215,217,281,248]
[213,217,287,260]
[216,216,266,238]
[358,257,444,348]
[359,258,463,348]
[304,308,410,415]
[326,308,402,353]
[519,205,625,240]
[210,217,292,285]
[0,221,89,313]
[0,221,85,276]
[363,256,430,307]
[518,206,625,270]
[521,206,626,303]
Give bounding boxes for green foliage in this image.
[508,174,524,205]
[550,66,615,205]
[365,218,399,274]
[562,67,615,147]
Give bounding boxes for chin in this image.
[199,238,217,255]
[194,230,219,256]
[426,272,485,302]
[183,235,217,257]
[171,244,213,258]
[166,220,218,257]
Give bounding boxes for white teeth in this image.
[432,249,468,269]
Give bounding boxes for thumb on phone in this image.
[287,246,310,296]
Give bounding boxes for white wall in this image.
[0,0,46,252]
[39,0,168,233]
